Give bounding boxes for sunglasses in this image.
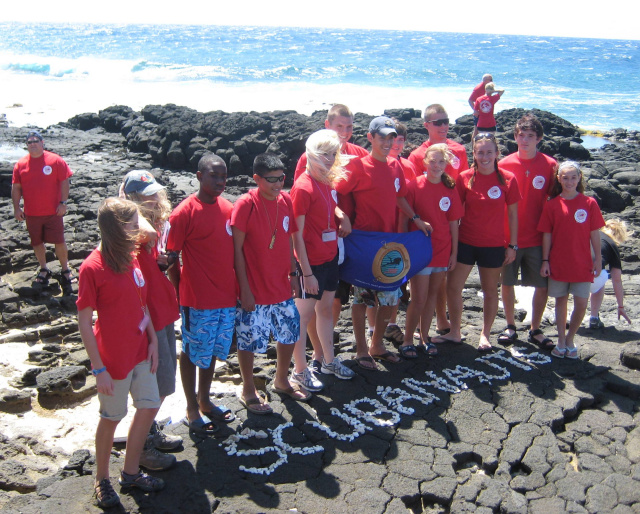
[427,118,449,126]
[27,140,41,144]
[262,174,286,183]
[474,132,497,142]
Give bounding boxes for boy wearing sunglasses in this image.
[232,153,307,413]
[408,104,468,181]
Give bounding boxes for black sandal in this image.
[498,324,518,344]
[59,268,77,295]
[529,329,555,349]
[94,478,121,508]
[34,268,52,286]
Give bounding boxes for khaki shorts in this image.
[98,360,161,422]
[548,278,591,299]
[502,246,548,288]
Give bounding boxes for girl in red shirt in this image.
[538,161,605,359]
[433,133,520,352]
[399,144,463,358]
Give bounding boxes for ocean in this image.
[1,23,639,131]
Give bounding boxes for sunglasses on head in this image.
[427,118,449,126]
[474,132,497,142]
[262,174,286,183]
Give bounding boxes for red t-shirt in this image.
[232,189,299,305]
[76,251,149,380]
[499,152,557,248]
[407,139,469,181]
[294,142,368,181]
[334,155,407,233]
[456,168,521,247]
[469,82,485,105]
[12,150,73,216]
[136,243,179,330]
[405,177,464,267]
[290,173,338,266]
[397,157,417,182]
[167,194,236,310]
[537,194,605,283]
[474,94,500,128]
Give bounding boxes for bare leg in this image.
[123,407,159,475]
[273,341,307,400]
[478,267,502,349]
[531,287,549,331]
[196,359,216,413]
[437,263,473,341]
[366,305,377,335]
[33,243,47,269]
[306,313,324,362]
[332,298,342,327]
[420,272,446,340]
[501,284,517,335]
[403,275,429,347]
[293,298,317,373]
[95,418,119,483]
[352,303,369,358]
[589,287,605,319]
[179,352,200,423]
[315,290,337,363]
[566,295,588,348]
[238,349,258,399]
[435,277,450,331]
[54,242,69,270]
[555,295,569,349]
[370,305,395,356]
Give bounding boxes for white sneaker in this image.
[321,356,355,379]
[291,367,324,392]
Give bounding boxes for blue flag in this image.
[339,229,432,291]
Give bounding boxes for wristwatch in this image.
[289,270,301,277]
[508,244,518,251]
[60,200,68,205]
[411,214,420,222]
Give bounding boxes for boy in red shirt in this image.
[473,82,505,137]
[498,114,557,349]
[11,130,75,293]
[233,153,306,413]
[335,117,431,370]
[468,74,493,126]
[167,154,237,434]
[408,104,469,335]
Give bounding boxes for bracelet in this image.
[411,214,420,222]
[304,274,313,277]
[542,259,549,262]
[91,366,107,376]
[618,306,625,309]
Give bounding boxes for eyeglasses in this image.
[426,118,449,126]
[262,174,286,183]
[474,132,497,142]
[27,140,41,144]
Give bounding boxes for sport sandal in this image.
[119,470,165,492]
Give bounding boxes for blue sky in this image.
[1,0,638,40]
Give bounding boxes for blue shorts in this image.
[416,266,448,276]
[236,298,300,353]
[181,306,235,368]
[352,286,401,307]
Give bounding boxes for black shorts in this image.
[299,254,339,301]
[335,279,352,305]
[457,242,504,269]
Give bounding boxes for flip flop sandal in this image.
[356,355,378,371]
[529,329,555,349]
[202,404,236,423]
[383,325,405,345]
[431,335,463,344]
[425,342,438,356]
[435,328,451,335]
[371,351,401,363]
[271,384,311,402]
[399,345,418,359]
[566,347,579,360]
[183,415,219,436]
[498,324,518,344]
[551,347,566,359]
[478,344,493,353]
[239,395,273,415]
[34,268,52,286]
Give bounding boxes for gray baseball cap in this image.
[368,116,397,136]
[123,170,165,196]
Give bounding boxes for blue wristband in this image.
[91,366,107,376]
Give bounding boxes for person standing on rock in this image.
[469,74,493,127]
[233,153,307,412]
[11,130,76,294]
[77,198,165,509]
[498,114,557,349]
[334,116,432,370]
[472,82,505,138]
[538,161,605,359]
[432,132,520,352]
[408,104,469,337]
[119,170,182,470]
[167,154,238,434]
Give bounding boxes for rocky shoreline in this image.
[0,106,639,513]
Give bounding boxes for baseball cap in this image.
[368,116,397,136]
[26,130,43,142]
[123,170,165,196]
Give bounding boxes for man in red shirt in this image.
[469,74,493,112]
[11,130,74,293]
[408,105,469,334]
[499,114,557,349]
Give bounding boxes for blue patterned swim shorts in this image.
[236,298,300,353]
[181,306,235,368]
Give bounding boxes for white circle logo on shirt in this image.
[479,99,493,113]
[574,209,588,224]
[42,166,52,176]
[331,190,338,204]
[225,219,232,236]
[394,178,400,193]
[133,268,145,287]
[439,197,451,211]
[532,175,546,190]
[487,186,502,199]
[283,215,290,232]
[451,155,461,170]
